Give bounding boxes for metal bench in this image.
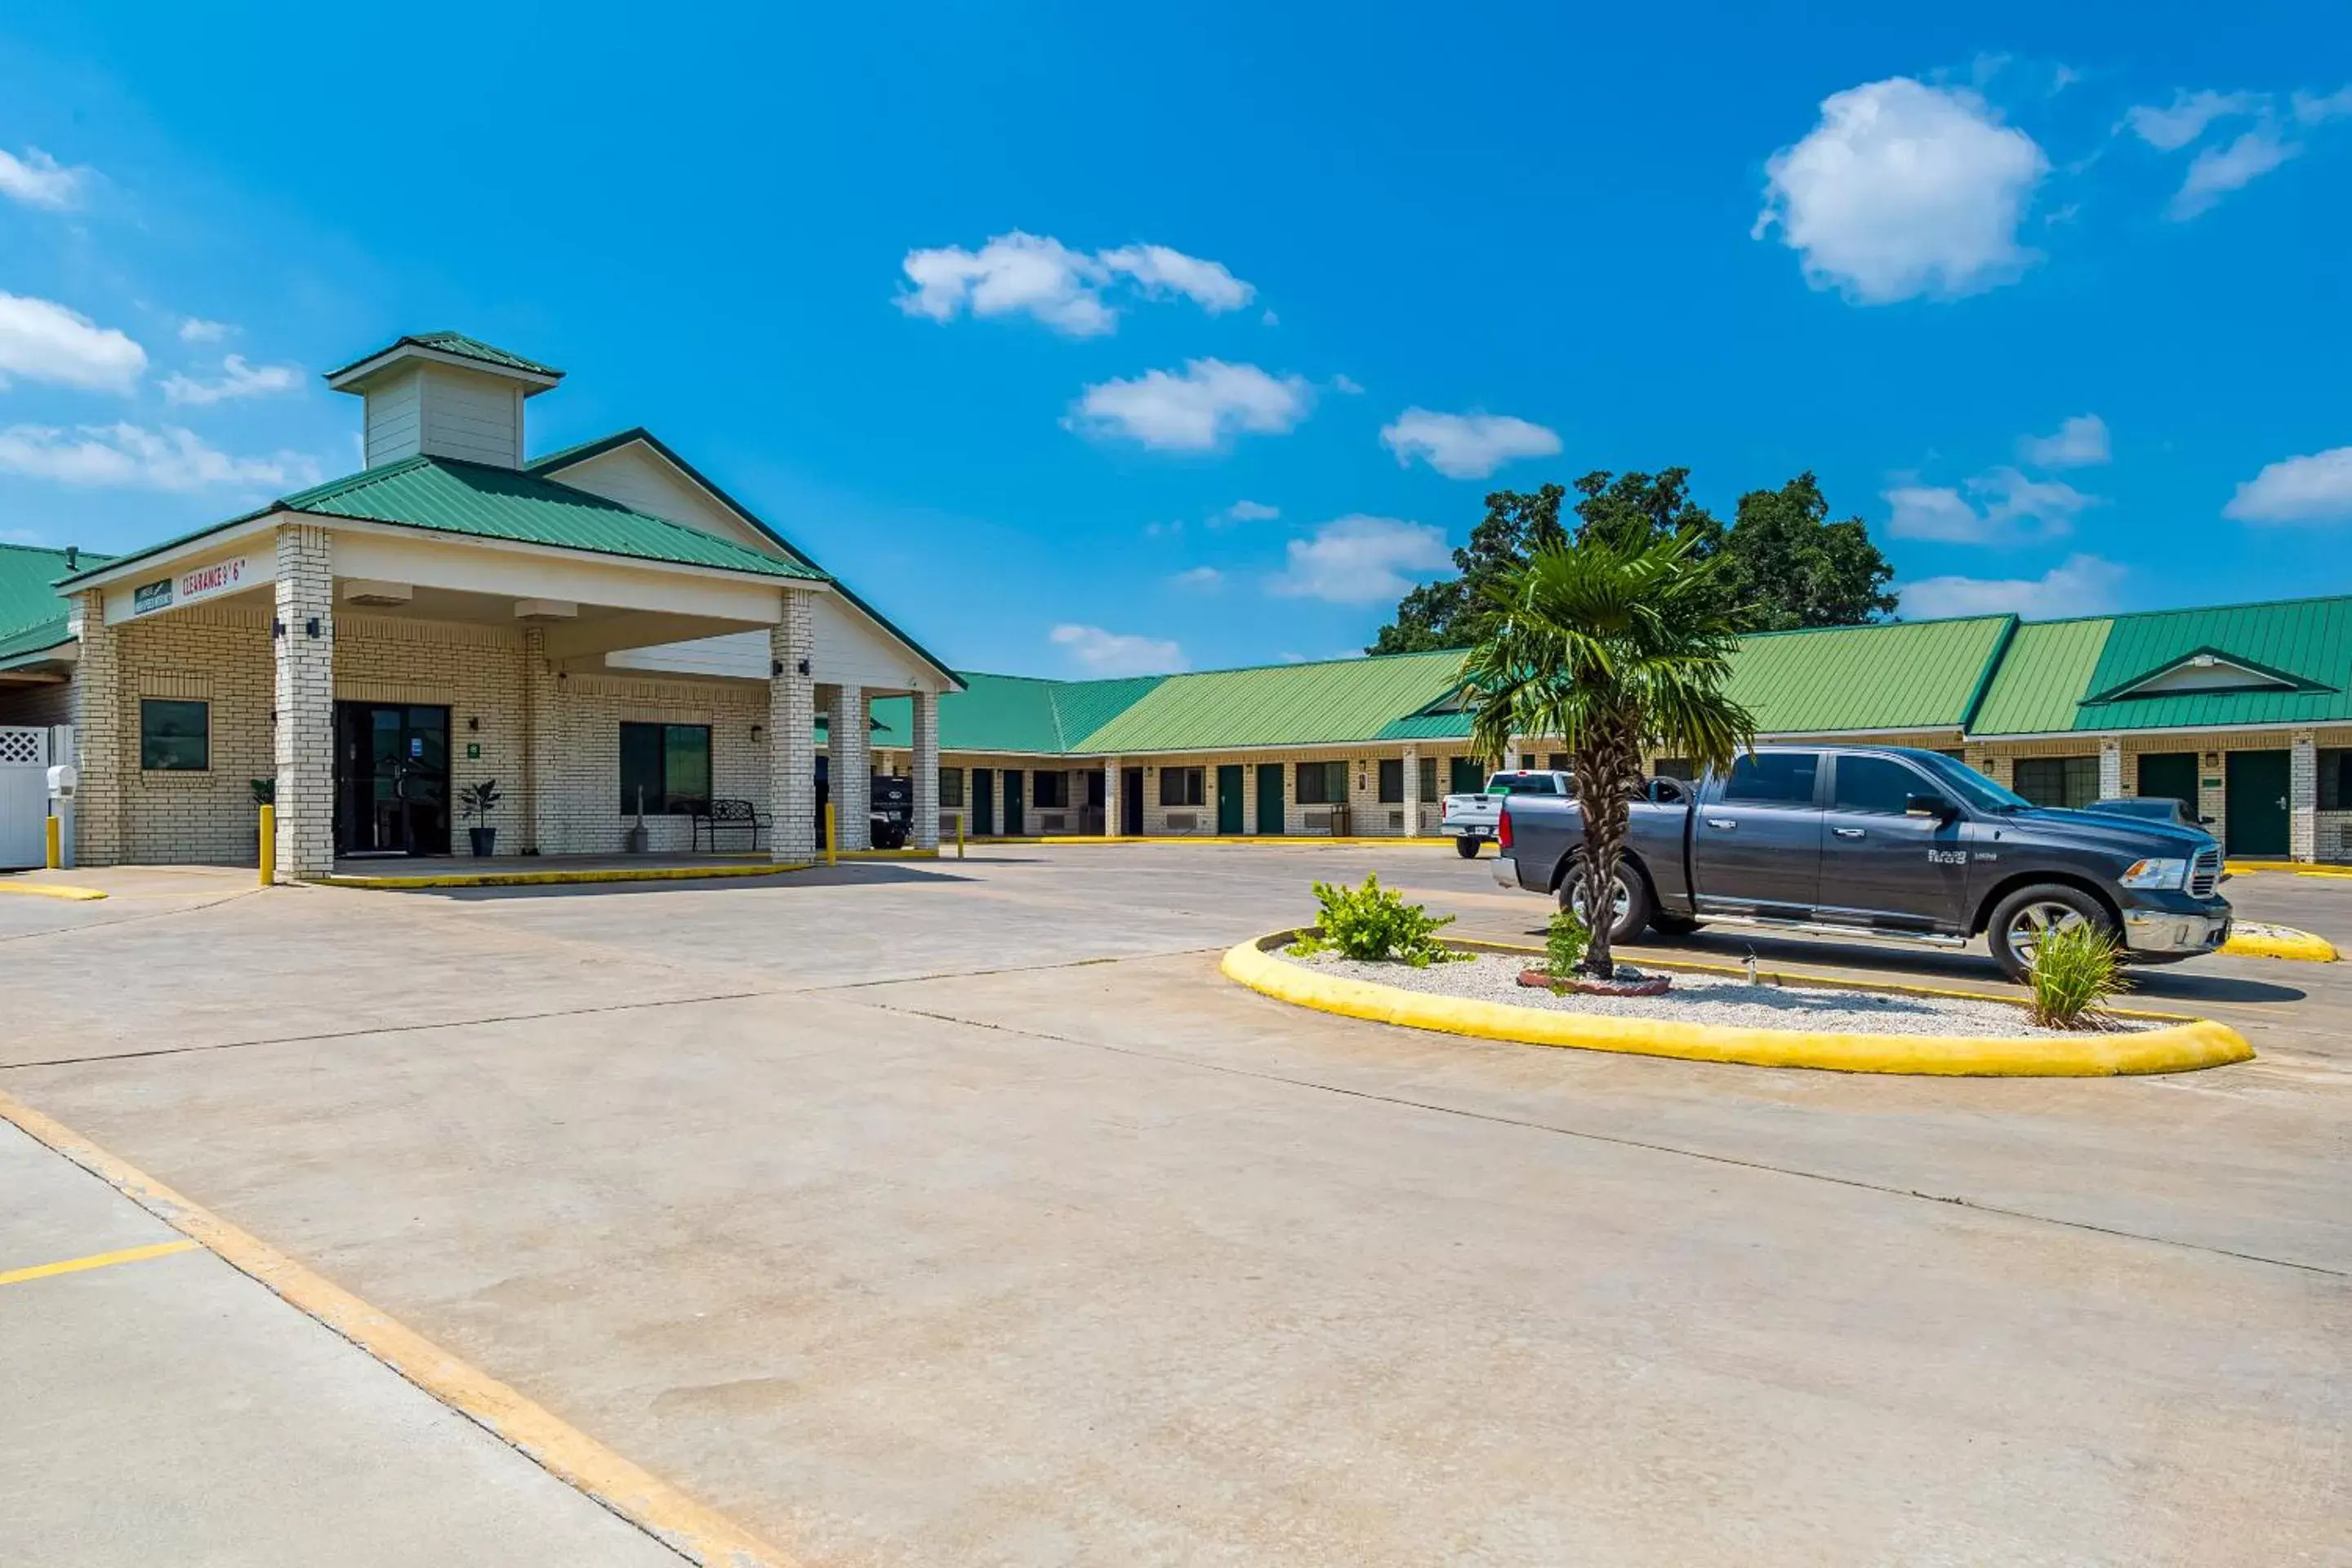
[690,797,769,852]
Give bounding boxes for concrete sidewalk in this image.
[0,1118,688,1568]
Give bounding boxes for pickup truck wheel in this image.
[1986,884,2113,983]
[1454,836,1481,859]
[1558,860,1652,944]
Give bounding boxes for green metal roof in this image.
[1967,618,2114,735]
[1077,651,1466,754]
[0,543,109,670]
[286,456,825,579]
[1724,615,2014,734]
[866,672,1162,755]
[326,331,563,381]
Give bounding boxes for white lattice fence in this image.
[0,725,51,868]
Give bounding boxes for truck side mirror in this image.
[1905,793,1955,821]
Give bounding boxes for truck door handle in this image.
[1705,817,1737,831]
[1833,826,1864,839]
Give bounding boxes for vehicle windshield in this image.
[1911,751,2032,813]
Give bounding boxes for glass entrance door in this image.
[334,702,451,856]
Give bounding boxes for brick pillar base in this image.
[833,681,871,850]
[911,692,940,849]
[70,589,123,866]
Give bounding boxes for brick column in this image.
[2292,730,2319,864]
[768,597,815,862]
[1102,755,1121,835]
[2098,735,2123,800]
[520,626,560,853]
[910,690,940,849]
[69,589,123,866]
[831,681,871,851]
[272,523,336,880]
[1402,743,1421,839]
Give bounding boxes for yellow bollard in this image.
[258,804,275,887]
[957,813,966,861]
[44,813,60,871]
[824,802,836,867]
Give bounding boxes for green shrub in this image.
[1289,872,1468,967]
[2028,920,2127,1028]
[1543,906,1590,978]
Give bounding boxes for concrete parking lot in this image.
[2,844,2348,1566]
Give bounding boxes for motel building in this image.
[0,332,959,876]
[2,332,2350,875]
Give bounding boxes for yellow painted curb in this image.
[2225,860,2352,879]
[0,1089,799,1568]
[2221,924,2339,962]
[1222,934,2252,1077]
[1012,835,1459,848]
[0,879,107,901]
[837,846,941,862]
[322,861,820,890]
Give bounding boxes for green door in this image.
[1449,756,1484,795]
[1003,769,1024,835]
[1216,764,1245,835]
[1255,762,1285,834]
[2225,751,2290,857]
[2137,752,2198,815]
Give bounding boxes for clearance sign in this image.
[131,555,253,617]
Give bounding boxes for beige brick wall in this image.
[947,746,1486,838]
[116,603,274,866]
[554,670,771,855]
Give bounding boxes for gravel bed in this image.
[1281,949,2153,1036]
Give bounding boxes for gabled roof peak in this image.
[325,331,565,394]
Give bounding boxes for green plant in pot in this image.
[459,778,501,858]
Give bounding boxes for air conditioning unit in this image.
[1167,812,1198,831]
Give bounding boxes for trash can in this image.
[1325,805,1350,837]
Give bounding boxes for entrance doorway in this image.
[1121,767,1144,835]
[2225,750,2290,857]
[1003,769,1025,835]
[334,702,451,856]
[1255,762,1284,834]
[972,768,995,835]
[1216,765,1245,834]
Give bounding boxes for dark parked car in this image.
[871,775,913,849]
[1493,744,2231,982]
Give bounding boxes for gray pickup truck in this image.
[1492,744,2231,982]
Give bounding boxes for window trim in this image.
[1295,759,1348,805]
[1377,758,1404,804]
[1157,766,1205,808]
[139,697,211,773]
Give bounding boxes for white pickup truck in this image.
[1440,769,1571,858]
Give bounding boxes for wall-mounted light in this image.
[751,724,764,743]
[796,658,810,677]
[304,617,320,639]
[772,659,782,677]
[272,619,284,639]
[467,715,480,733]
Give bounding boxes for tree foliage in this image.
[1459,529,1756,978]
[1366,468,1896,652]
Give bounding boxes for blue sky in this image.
[2,2,2348,678]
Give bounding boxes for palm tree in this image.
[1461,528,1755,980]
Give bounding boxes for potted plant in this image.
[459,778,501,857]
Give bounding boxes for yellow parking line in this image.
[0,1237,198,1288]
[0,1089,797,1568]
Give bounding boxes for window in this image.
[1832,755,1931,815]
[140,698,209,771]
[1297,760,1348,804]
[2321,750,2352,811]
[1158,767,1204,807]
[617,722,712,814]
[2013,755,2099,810]
[1651,757,1695,782]
[1419,758,1438,800]
[1490,773,1561,795]
[1033,770,1070,808]
[1720,751,1820,805]
[940,768,964,809]
[1377,759,1404,803]
[1546,752,1567,771]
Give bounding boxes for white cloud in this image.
[897,231,1250,336]
[2017,412,2109,468]
[1330,373,1364,395]
[1067,359,1312,452]
[2222,446,2352,524]
[1884,466,2096,542]
[2294,85,2352,125]
[1268,514,1451,605]
[0,146,83,209]
[1380,408,1562,479]
[0,423,320,492]
[2169,124,2298,218]
[177,318,234,344]
[162,354,302,407]
[1754,78,2048,304]
[1883,484,1983,542]
[1049,622,1186,675]
[0,292,147,394]
[2125,90,2262,150]
[1223,499,1280,523]
[1901,554,2127,619]
[1167,565,1224,590]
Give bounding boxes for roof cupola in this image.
[324,332,564,470]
